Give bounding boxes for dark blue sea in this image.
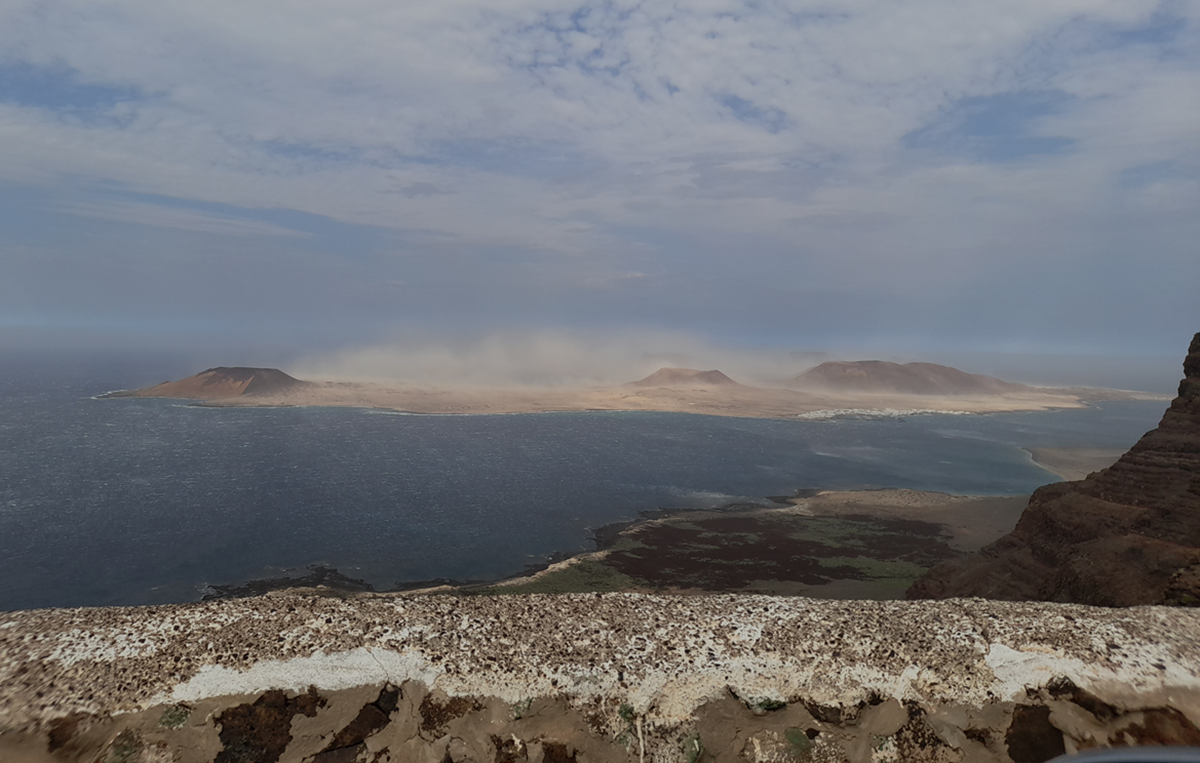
[0,354,1170,611]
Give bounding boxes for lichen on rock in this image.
[2,592,1200,762]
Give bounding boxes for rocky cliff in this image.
[908,333,1200,606]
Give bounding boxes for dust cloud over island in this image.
[4,1,1200,758]
[110,358,1150,421]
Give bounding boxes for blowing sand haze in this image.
[105,362,1152,419]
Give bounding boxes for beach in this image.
[433,489,1030,600]
[1024,446,1126,481]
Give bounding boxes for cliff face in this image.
[908,333,1200,606]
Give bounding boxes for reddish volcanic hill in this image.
[118,367,308,400]
[790,360,1027,396]
[629,368,739,387]
[908,332,1200,607]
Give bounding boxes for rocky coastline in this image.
[909,333,1200,607]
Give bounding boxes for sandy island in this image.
[182,379,1149,419]
[109,363,1162,419]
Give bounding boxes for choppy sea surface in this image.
[0,356,1170,611]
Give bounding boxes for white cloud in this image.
[2,2,1186,174]
[53,198,311,237]
[0,0,1196,349]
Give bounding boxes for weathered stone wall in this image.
[3,592,1200,762]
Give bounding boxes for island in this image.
[102,361,1155,419]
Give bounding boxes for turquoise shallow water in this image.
[0,357,1168,610]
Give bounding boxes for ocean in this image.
[0,355,1169,611]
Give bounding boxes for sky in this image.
[1,0,1198,380]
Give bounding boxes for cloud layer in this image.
[1,0,1197,354]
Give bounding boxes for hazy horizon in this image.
[0,330,1185,395]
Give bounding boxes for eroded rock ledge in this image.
[3,593,1200,762]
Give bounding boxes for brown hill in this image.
[114,367,308,400]
[907,332,1200,607]
[790,360,1027,396]
[628,367,739,387]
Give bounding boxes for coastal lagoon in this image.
[0,358,1169,611]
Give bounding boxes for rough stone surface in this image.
[909,332,1200,606]
[3,592,1200,761]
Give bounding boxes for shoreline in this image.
[1023,446,1126,481]
[204,488,1032,602]
[411,487,1031,600]
[88,390,1154,607]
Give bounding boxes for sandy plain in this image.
[189,378,1143,419]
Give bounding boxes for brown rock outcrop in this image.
[628,367,739,387]
[108,367,309,400]
[908,333,1200,606]
[791,360,1027,395]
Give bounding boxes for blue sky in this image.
[0,0,1197,377]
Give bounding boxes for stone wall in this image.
[3,592,1200,762]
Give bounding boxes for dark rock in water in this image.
[202,565,375,600]
[908,332,1200,606]
[590,521,633,551]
